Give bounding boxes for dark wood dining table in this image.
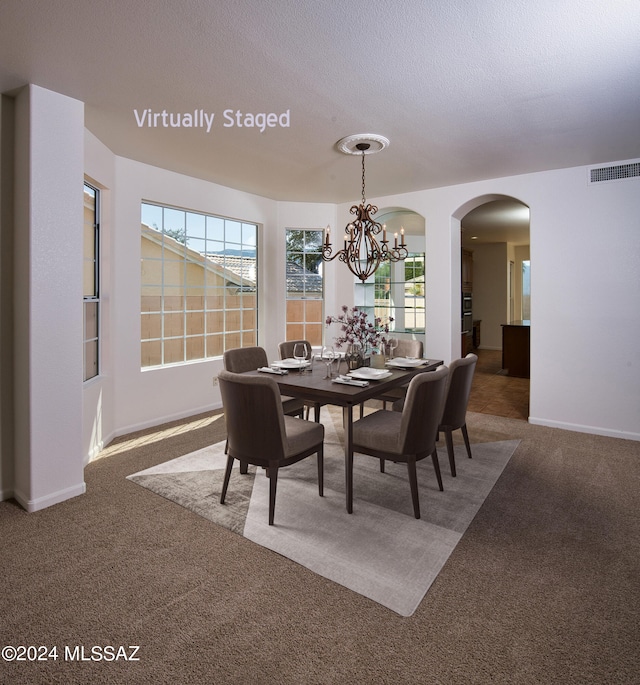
[244,358,443,513]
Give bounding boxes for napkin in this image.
[258,366,288,375]
[332,376,369,387]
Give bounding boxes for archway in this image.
[454,195,530,420]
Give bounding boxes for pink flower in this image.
[325,306,393,350]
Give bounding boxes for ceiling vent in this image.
[588,160,640,184]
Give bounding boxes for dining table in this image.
[243,356,443,513]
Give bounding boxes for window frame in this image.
[355,252,426,334]
[83,181,100,382]
[140,202,259,368]
[285,228,325,346]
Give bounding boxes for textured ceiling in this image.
[1,0,639,203]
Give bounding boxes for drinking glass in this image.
[293,342,308,373]
[388,338,398,359]
[322,345,335,379]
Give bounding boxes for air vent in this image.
[588,161,640,184]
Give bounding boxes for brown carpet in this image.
[1,410,639,684]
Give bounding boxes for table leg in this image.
[343,405,354,513]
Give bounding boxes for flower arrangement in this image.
[325,305,393,351]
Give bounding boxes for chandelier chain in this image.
[361,150,367,206]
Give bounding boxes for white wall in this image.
[109,157,277,435]
[472,243,509,350]
[0,95,15,500]
[366,166,640,440]
[13,85,86,510]
[4,87,636,515]
[83,146,640,468]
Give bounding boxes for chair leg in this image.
[444,429,457,477]
[359,402,364,418]
[305,405,310,420]
[317,445,324,497]
[407,459,421,519]
[379,458,385,473]
[220,455,234,504]
[239,461,248,474]
[461,424,473,459]
[431,448,443,491]
[268,464,279,525]
[314,403,321,423]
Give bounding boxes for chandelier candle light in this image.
[322,134,408,281]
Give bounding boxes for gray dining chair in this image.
[377,339,424,409]
[278,339,325,422]
[349,365,449,519]
[435,353,478,477]
[223,346,305,419]
[218,370,324,525]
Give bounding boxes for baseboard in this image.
[13,481,87,512]
[528,417,640,442]
[113,401,222,441]
[85,433,116,465]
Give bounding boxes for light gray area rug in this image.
[128,408,519,616]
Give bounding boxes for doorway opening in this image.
[458,197,530,420]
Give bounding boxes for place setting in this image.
[385,357,432,369]
[260,342,312,374]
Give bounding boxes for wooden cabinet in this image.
[501,321,530,378]
[462,249,473,293]
[472,320,481,349]
[461,332,473,356]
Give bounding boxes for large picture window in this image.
[141,203,258,368]
[83,182,99,381]
[285,229,324,345]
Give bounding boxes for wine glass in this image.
[293,342,308,373]
[388,337,398,359]
[322,345,335,379]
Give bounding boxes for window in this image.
[285,229,324,345]
[83,182,99,381]
[355,253,425,333]
[141,203,258,368]
[522,259,531,320]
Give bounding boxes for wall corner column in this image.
[13,85,85,511]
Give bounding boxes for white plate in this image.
[272,358,310,369]
[348,368,393,380]
[386,357,427,368]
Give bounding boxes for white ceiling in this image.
[461,199,530,247]
[1,0,639,204]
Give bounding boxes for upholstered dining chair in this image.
[435,353,478,478]
[223,346,305,419]
[218,370,324,526]
[278,339,324,422]
[377,338,424,409]
[349,365,449,519]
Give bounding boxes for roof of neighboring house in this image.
[286,261,323,294]
[142,224,325,293]
[206,254,256,285]
[141,224,256,289]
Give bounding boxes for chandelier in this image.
[322,134,407,282]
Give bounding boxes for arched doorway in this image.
[455,196,530,420]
